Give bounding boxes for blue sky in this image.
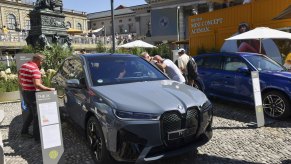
[62,0,147,13]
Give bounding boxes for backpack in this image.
[187,57,198,79]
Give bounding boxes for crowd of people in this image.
[0,25,28,42]
[141,49,199,86]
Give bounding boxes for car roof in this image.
[80,53,138,60]
[197,52,264,58]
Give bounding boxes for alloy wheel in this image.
[263,94,285,118]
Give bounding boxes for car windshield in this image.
[87,56,167,86]
[244,55,285,71]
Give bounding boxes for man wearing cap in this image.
[19,54,55,142]
[177,48,190,83]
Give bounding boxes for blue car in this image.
[194,52,291,119]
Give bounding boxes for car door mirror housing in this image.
[66,79,83,88]
[237,66,250,73]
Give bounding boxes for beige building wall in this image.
[0,0,87,32]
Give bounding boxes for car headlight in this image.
[201,100,213,112]
[113,109,160,120]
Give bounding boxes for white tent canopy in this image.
[225,27,291,40]
[92,26,104,33]
[117,40,156,48]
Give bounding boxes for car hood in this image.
[260,71,291,79]
[91,80,208,114]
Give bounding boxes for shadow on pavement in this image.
[5,114,93,164]
[4,115,43,164]
[147,151,261,164]
[211,98,291,128]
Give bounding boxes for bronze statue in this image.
[63,36,72,48]
[39,34,51,49]
[35,0,63,13]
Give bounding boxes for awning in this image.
[92,26,104,33]
[172,39,189,44]
[66,28,83,34]
[273,5,291,20]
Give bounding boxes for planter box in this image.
[0,91,20,102]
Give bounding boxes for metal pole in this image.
[111,0,116,53]
[177,6,180,49]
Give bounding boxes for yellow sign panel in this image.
[188,0,291,55]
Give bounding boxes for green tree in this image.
[96,41,107,53]
[41,44,73,70]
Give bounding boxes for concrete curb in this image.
[0,110,5,164]
[0,100,21,104]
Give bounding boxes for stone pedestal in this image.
[26,10,68,48]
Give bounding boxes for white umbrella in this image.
[92,26,104,33]
[117,40,156,48]
[225,27,291,53]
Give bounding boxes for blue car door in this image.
[221,56,253,103]
[196,55,224,96]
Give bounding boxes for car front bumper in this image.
[106,106,213,163]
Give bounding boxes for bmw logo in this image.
[159,17,169,28]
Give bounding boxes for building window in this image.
[76,23,82,30]
[93,23,96,26]
[119,25,124,33]
[119,19,122,23]
[128,23,133,32]
[101,22,104,25]
[7,14,16,30]
[66,21,71,28]
[128,18,131,22]
[25,19,30,30]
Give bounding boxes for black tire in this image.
[86,116,113,163]
[262,91,291,119]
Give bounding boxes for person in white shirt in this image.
[153,55,185,83]
[243,0,251,4]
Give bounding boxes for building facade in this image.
[0,0,88,54]
[87,0,245,44]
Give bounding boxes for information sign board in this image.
[36,91,64,164]
[251,71,265,127]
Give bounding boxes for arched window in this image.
[25,19,31,30]
[76,23,82,30]
[7,14,16,30]
[66,21,71,28]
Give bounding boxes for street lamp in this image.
[146,21,151,37]
[111,0,115,53]
[177,6,180,49]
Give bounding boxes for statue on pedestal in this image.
[35,0,63,13]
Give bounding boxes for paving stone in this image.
[0,100,291,164]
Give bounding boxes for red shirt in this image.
[19,61,41,91]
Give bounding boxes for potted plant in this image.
[0,70,20,102]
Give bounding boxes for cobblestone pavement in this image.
[1,100,291,164]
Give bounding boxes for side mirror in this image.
[66,79,83,88]
[237,66,250,74]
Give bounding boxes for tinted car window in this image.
[87,56,167,86]
[199,56,222,69]
[52,58,83,88]
[223,56,247,71]
[61,58,83,80]
[244,55,285,71]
